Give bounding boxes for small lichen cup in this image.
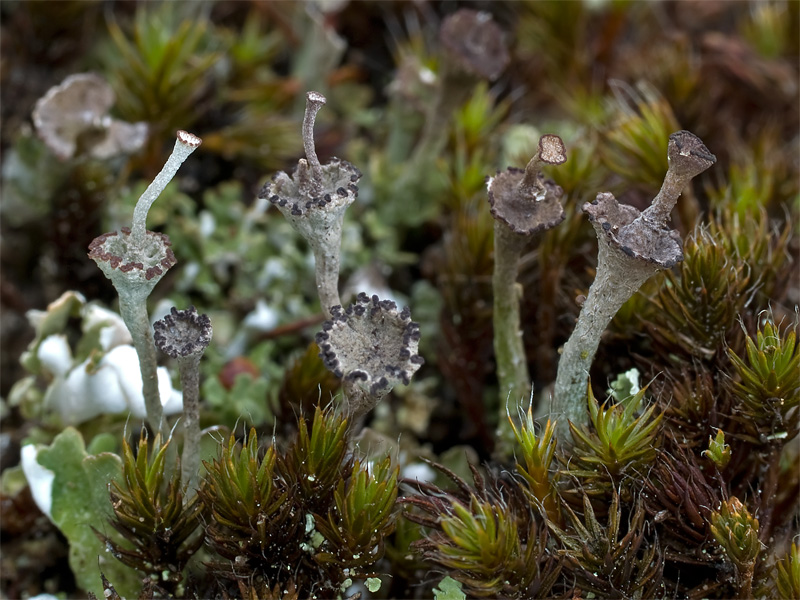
[259,91,361,318]
[154,306,212,490]
[315,293,424,420]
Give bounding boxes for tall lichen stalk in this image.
[119,297,164,434]
[487,134,567,455]
[154,306,212,491]
[259,91,361,320]
[553,131,716,439]
[492,223,531,412]
[88,131,202,437]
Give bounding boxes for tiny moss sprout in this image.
[549,490,664,598]
[88,130,201,436]
[702,429,731,469]
[153,306,212,490]
[259,91,361,317]
[727,313,799,439]
[641,445,723,549]
[553,130,715,438]
[487,134,567,454]
[710,497,762,598]
[316,292,424,419]
[774,542,800,600]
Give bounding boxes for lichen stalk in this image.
[177,354,202,489]
[301,91,326,197]
[410,71,473,171]
[640,131,718,228]
[492,221,533,450]
[131,130,201,247]
[640,168,687,228]
[552,130,714,440]
[408,10,509,180]
[261,91,361,319]
[118,296,165,437]
[552,234,658,438]
[518,154,546,196]
[487,134,567,457]
[89,131,200,438]
[153,306,212,491]
[309,231,343,320]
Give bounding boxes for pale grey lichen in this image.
[88,130,201,436]
[130,130,202,244]
[153,306,212,360]
[553,130,716,439]
[88,228,177,305]
[487,134,567,236]
[259,92,361,317]
[315,292,424,418]
[32,72,147,161]
[154,306,212,490]
[440,9,510,81]
[487,135,568,456]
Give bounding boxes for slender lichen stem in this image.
[553,236,658,440]
[410,70,474,175]
[302,91,326,198]
[640,168,688,227]
[118,296,165,437]
[552,131,714,441]
[518,155,545,196]
[493,222,533,452]
[309,232,343,319]
[131,131,201,247]
[342,377,372,422]
[177,354,202,490]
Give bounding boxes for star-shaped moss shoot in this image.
[487,134,567,455]
[315,293,424,419]
[154,306,212,490]
[88,130,201,436]
[258,91,361,318]
[553,131,715,440]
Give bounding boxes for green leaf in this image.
[34,428,139,598]
[433,576,466,600]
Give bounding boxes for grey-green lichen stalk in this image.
[259,91,361,318]
[88,130,201,436]
[487,134,567,455]
[154,306,212,490]
[131,131,202,247]
[553,130,716,439]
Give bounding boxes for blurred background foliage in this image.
[1,0,798,598]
